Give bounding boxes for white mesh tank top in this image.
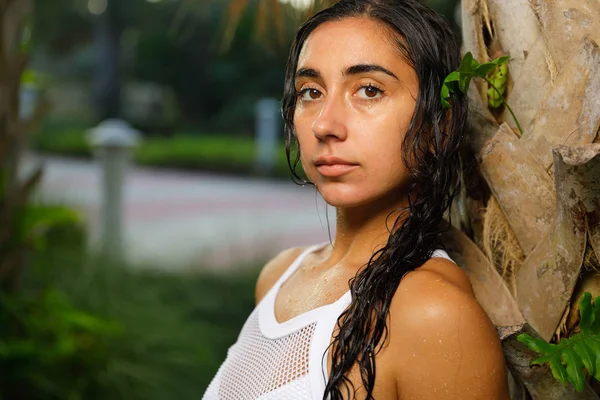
[202,244,454,400]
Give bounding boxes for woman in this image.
[204,0,509,399]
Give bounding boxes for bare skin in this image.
[256,16,510,400]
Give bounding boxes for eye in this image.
[297,87,323,101]
[356,84,383,99]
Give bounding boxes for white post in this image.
[255,98,281,175]
[87,119,140,262]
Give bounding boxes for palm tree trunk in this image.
[452,0,600,398]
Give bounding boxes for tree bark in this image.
[515,145,600,341]
[522,37,600,173]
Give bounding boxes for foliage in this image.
[518,292,600,392]
[440,52,509,108]
[31,125,294,178]
[486,62,508,109]
[221,0,460,50]
[2,218,260,399]
[30,126,90,157]
[31,0,287,132]
[5,1,256,398]
[440,52,523,136]
[16,204,81,251]
[0,288,121,399]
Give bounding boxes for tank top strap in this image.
[270,245,454,296]
[431,248,455,263]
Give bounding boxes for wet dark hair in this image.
[281,0,468,399]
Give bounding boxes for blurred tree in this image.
[92,0,122,120]
[32,0,92,55]
[130,0,288,132]
[1,0,41,292]
[29,0,289,133]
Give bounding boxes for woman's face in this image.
[294,17,419,209]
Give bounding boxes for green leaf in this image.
[573,341,595,378]
[458,75,473,94]
[563,346,586,391]
[440,53,513,113]
[549,354,570,385]
[17,205,81,250]
[585,337,600,381]
[474,63,498,77]
[443,71,460,83]
[441,71,460,109]
[440,84,451,109]
[534,353,569,385]
[519,292,600,392]
[580,292,594,334]
[591,296,600,333]
[517,334,556,354]
[457,52,478,74]
[474,55,509,78]
[486,63,508,109]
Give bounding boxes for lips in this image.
[315,156,359,177]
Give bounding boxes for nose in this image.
[312,93,347,142]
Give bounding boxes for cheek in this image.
[292,114,317,176]
[294,110,316,149]
[357,119,405,162]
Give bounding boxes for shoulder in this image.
[423,252,474,295]
[389,259,479,336]
[255,246,307,304]
[385,257,509,399]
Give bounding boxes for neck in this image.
[327,193,409,268]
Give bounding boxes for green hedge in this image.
[31,128,301,179]
[2,218,260,399]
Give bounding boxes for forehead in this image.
[297,17,405,71]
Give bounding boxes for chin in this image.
[317,184,377,208]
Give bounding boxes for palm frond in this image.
[219,0,338,52]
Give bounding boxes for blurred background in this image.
[2,0,459,398]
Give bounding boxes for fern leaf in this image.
[517,292,600,392]
[584,337,600,380]
[518,334,554,354]
[563,346,586,391]
[573,341,595,377]
[589,295,600,332]
[580,292,594,334]
[532,353,569,385]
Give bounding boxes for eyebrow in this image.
[295,64,399,80]
[345,64,399,79]
[296,68,320,79]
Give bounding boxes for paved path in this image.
[23,154,334,273]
